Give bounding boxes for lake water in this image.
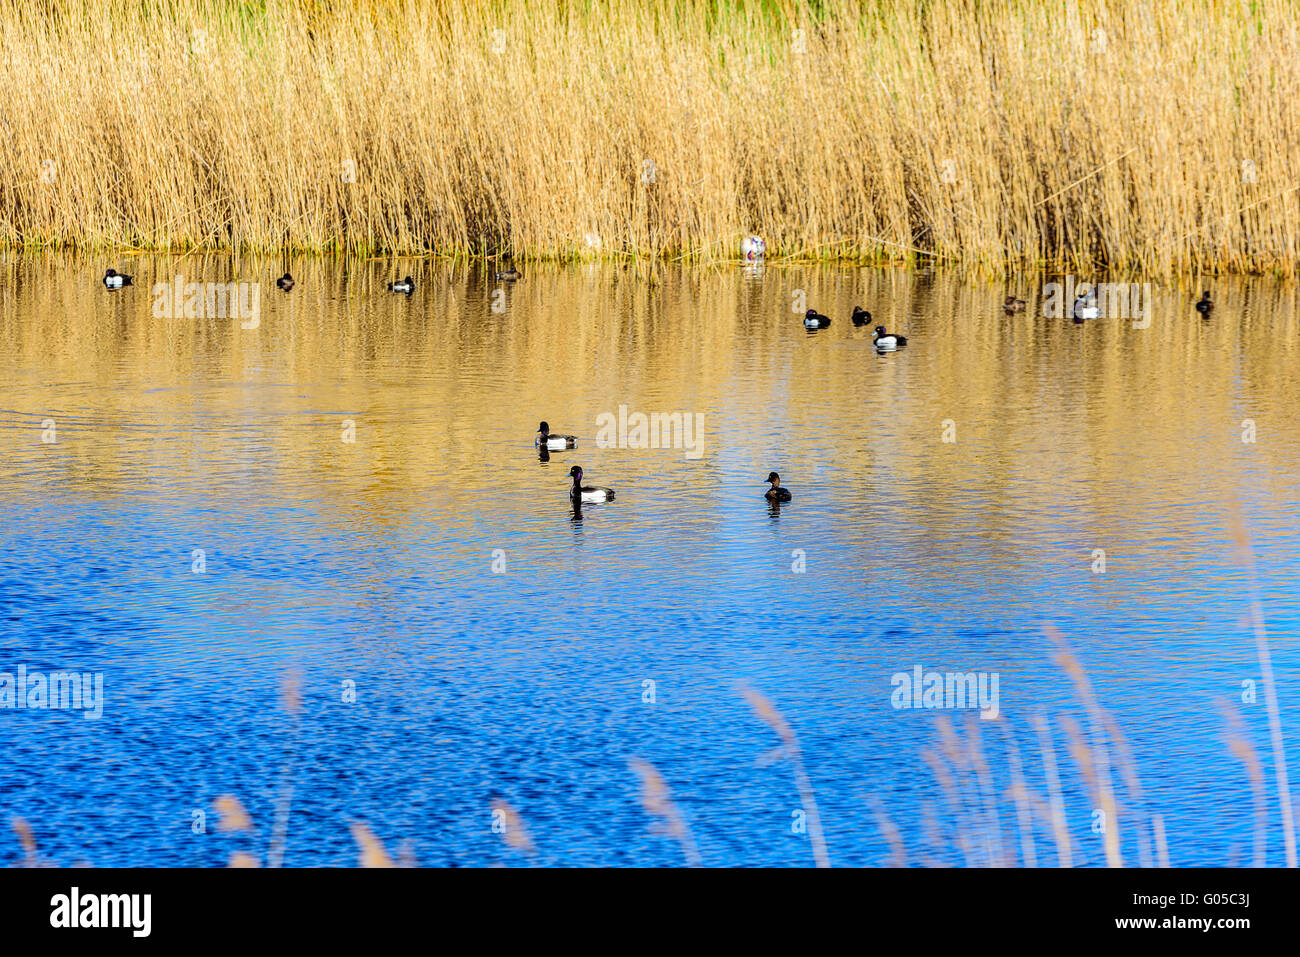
[1,251,1298,867]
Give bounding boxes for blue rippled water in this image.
[1,254,1298,866]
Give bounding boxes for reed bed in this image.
[1,0,1298,273]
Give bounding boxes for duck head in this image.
[873,325,886,336]
[765,471,781,487]
[105,269,117,277]
[538,421,550,436]
[569,466,583,481]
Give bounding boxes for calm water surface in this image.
[1,252,1298,866]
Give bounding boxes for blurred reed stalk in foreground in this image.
[1230,516,1296,866]
[2,0,1298,274]
[742,684,830,867]
[490,798,536,858]
[3,528,1289,867]
[267,668,303,868]
[909,615,1292,868]
[628,757,702,866]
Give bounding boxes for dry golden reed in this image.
[2,0,1298,273]
[914,620,1293,870]
[10,817,38,866]
[350,821,395,867]
[741,683,830,867]
[213,794,253,833]
[628,757,702,866]
[279,668,304,718]
[489,798,536,854]
[1228,513,1298,866]
[1218,698,1266,867]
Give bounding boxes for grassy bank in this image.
[1,0,1298,273]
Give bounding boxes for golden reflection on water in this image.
[1,250,1298,590]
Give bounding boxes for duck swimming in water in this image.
[387,276,415,294]
[496,263,521,281]
[1003,296,1026,314]
[536,421,578,450]
[873,325,907,349]
[1072,290,1099,320]
[1196,290,1214,316]
[803,309,831,329]
[102,269,132,289]
[276,272,294,291]
[569,466,615,503]
[764,472,792,502]
[851,306,873,327]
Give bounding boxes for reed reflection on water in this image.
[0,251,1298,866]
